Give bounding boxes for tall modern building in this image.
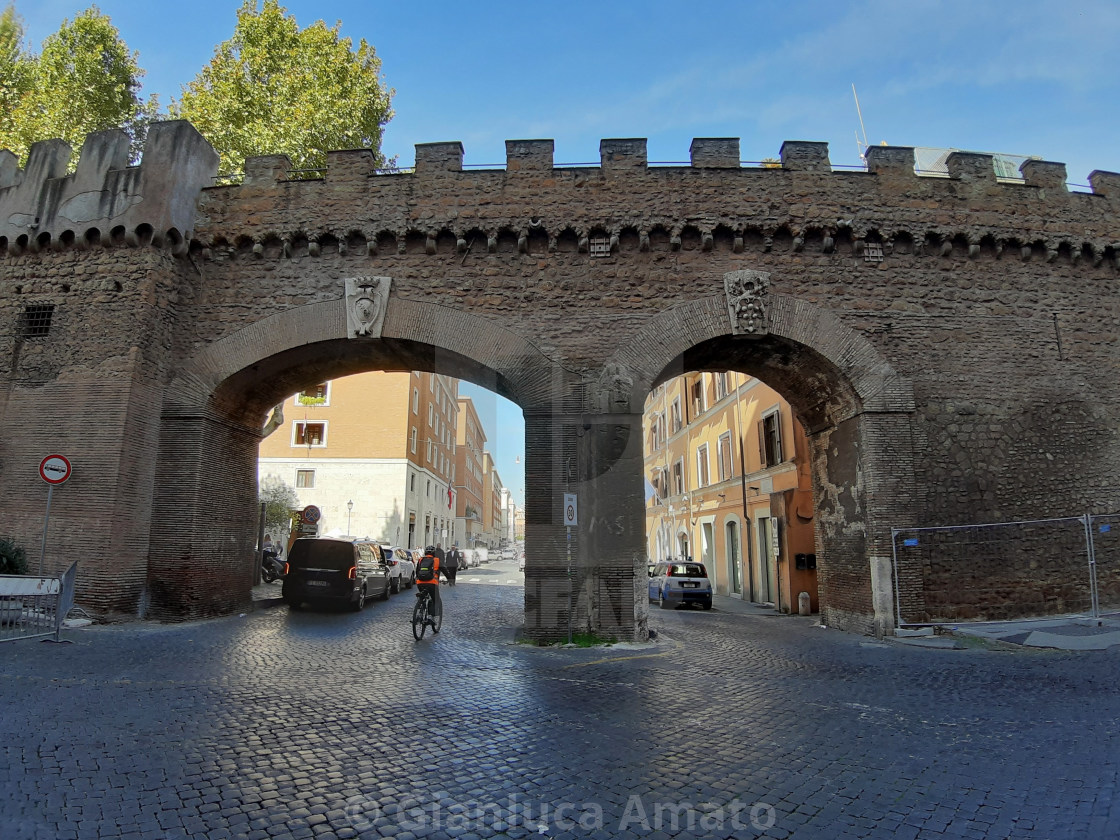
[643,372,818,613]
[258,371,460,550]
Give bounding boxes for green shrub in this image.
[0,537,28,575]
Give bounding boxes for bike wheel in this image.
[412,596,428,640]
[432,604,443,634]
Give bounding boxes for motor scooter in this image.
[261,548,286,583]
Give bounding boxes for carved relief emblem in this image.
[724,269,770,335]
[598,363,634,413]
[345,276,391,338]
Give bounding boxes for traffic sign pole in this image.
[39,484,53,576]
[37,454,72,576]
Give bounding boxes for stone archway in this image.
[609,279,915,635]
[147,287,570,619]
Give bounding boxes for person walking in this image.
[444,544,460,586]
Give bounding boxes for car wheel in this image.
[380,582,390,601]
[390,576,400,594]
[407,574,415,589]
[658,590,671,610]
[703,599,713,610]
[352,587,366,612]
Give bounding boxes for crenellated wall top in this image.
[0,121,218,255]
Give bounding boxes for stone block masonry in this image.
[1,122,1119,639]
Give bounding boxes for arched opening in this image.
[146,293,552,621]
[618,287,914,636]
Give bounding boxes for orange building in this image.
[643,372,818,613]
[258,371,460,550]
[454,396,487,548]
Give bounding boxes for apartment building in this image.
[453,396,487,548]
[644,372,818,613]
[258,371,460,550]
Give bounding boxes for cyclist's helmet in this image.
[424,545,437,554]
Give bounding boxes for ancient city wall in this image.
[1,124,1118,633]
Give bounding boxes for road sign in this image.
[39,454,72,485]
[301,505,321,524]
[563,493,578,527]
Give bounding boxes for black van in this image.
[282,537,390,611]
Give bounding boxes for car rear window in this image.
[668,564,707,578]
[288,540,355,570]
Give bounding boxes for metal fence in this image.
[0,562,78,643]
[892,515,1120,626]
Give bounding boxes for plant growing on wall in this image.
[296,394,326,406]
[0,536,28,575]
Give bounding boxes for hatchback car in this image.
[648,561,713,610]
[282,537,390,611]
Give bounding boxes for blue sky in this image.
[15,0,1120,508]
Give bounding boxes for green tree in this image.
[172,0,393,174]
[0,5,156,165]
[259,474,298,535]
[0,3,34,152]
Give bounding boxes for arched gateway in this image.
[2,123,1119,640]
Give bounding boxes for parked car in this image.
[392,547,416,590]
[648,561,713,610]
[518,555,526,572]
[501,548,516,560]
[367,546,416,591]
[282,537,390,611]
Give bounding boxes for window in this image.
[696,444,710,488]
[293,421,327,447]
[691,379,705,416]
[412,388,419,414]
[296,383,329,406]
[428,404,434,426]
[715,372,730,400]
[296,469,315,488]
[21,303,55,338]
[718,433,734,481]
[670,398,683,434]
[660,468,669,500]
[410,473,416,492]
[672,459,684,495]
[760,409,784,467]
[410,427,417,453]
[426,480,431,498]
[426,439,433,462]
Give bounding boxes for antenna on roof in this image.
[852,83,869,164]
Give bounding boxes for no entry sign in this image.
[39,454,72,484]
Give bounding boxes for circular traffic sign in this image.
[302,505,321,524]
[39,454,72,484]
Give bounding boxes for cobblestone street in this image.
[2,559,1118,840]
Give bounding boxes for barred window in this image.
[21,304,55,338]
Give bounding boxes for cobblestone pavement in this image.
[2,559,1119,840]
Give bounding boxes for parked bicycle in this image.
[412,586,443,640]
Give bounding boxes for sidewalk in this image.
[712,594,1120,651]
[939,613,1120,651]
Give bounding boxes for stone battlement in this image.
[0,121,218,255]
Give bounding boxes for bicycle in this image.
[412,586,443,640]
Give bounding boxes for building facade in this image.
[258,371,460,550]
[644,372,818,613]
[453,396,487,548]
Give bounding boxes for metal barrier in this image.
[1088,514,1120,615]
[0,561,78,643]
[892,516,1099,626]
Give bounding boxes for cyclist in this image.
[416,545,443,622]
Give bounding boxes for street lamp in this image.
[346,499,353,535]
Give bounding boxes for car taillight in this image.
[348,566,357,580]
[282,563,289,575]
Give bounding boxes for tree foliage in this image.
[172,0,394,174]
[259,474,299,534]
[0,4,157,166]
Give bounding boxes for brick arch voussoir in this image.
[611,291,913,422]
[166,296,572,418]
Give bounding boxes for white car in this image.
[374,545,416,593]
[518,556,526,572]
